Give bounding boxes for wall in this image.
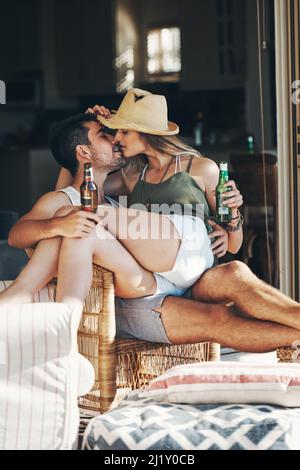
[54,0,116,96]
[0,109,36,146]
[180,0,246,91]
[40,0,79,109]
[0,0,41,76]
[0,0,41,140]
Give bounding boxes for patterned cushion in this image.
[83,391,300,450]
[139,361,300,406]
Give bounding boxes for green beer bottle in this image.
[247,135,255,154]
[215,161,232,223]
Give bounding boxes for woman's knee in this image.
[61,228,98,249]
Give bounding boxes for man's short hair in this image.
[49,113,98,176]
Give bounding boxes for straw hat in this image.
[97,88,179,135]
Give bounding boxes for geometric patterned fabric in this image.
[83,391,300,450]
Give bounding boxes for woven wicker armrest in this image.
[277,347,295,363]
[78,264,117,412]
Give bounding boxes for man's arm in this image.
[8,192,71,249]
[8,191,101,250]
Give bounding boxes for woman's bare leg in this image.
[191,261,300,330]
[0,237,62,305]
[56,226,157,308]
[97,206,181,272]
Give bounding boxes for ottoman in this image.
[83,390,300,450]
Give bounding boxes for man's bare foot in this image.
[0,284,33,306]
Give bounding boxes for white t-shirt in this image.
[57,186,119,208]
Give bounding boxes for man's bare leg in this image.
[0,237,61,305]
[192,261,300,330]
[155,296,300,352]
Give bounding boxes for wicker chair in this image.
[51,264,220,413]
[277,347,296,363]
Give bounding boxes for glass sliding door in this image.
[275,0,300,299]
[288,0,300,300]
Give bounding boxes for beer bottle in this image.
[80,163,99,213]
[247,135,255,154]
[215,161,232,223]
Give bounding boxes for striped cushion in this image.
[0,280,56,302]
[139,361,300,407]
[0,282,95,397]
[0,302,87,450]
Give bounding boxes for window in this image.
[147,27,181,78]
[115,46,134,93]
[217,0,243,76]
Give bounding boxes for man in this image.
[5,113,300,353]
[8,113,122,250]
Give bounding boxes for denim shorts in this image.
[115,289,192,344]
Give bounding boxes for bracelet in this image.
[224,213,244,232]
[230,209,241,220]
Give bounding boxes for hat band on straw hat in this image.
[98,115,179,135]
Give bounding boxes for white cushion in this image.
[139,361,300,407]
[0,302,94,450]
[77,354,95,397]
[0,282,95,398]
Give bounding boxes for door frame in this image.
[274,0,300,299]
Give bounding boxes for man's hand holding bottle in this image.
[53,208,101,239]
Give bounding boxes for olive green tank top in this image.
[129,156,212,230]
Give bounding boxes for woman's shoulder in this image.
[188,155,220,192]
[190,155,219,175]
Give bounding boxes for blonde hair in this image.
[123,133,201,174]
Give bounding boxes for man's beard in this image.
[91,147,126,170]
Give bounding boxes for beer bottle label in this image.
[81,192,98,212]
[82,196,92,204]
[218,207,229,215]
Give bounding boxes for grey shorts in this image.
[115,289,192,344]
